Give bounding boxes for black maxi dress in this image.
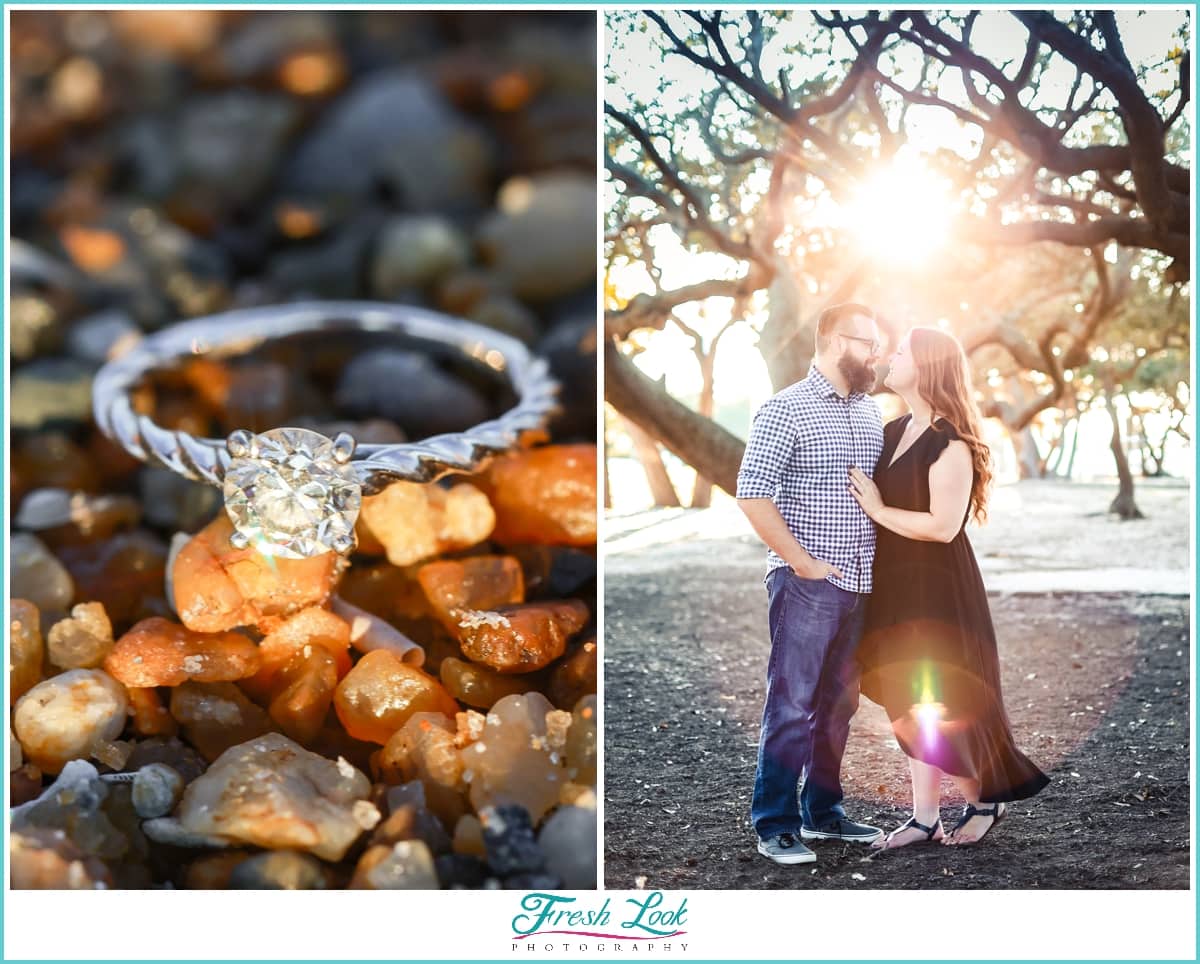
[858,415,1050,803]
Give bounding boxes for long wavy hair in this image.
[910,327,993,524]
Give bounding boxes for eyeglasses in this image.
[839,333,882,354]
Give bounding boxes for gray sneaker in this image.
[756,831,817,865]
[800,817,883,843]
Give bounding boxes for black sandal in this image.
[947,802,1006,843]
[876,815,944,848]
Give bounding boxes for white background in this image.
[4,888,1199,959]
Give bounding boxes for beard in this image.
[838,352,877,395]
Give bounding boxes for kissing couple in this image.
[736,303,1049,865]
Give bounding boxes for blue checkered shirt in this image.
[736,367,884,593]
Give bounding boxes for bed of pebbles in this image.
[9,10,597,891]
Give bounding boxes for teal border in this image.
[2,1,1197,962]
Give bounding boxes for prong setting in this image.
[223,427,362,559]
[226,429,256,459]
[331,432,356,464]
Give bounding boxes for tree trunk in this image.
[755,256,810,392]
[1046,416,1074,477]
[603,429,612,510]
[1039,422,1064,476]
[1141,441,1166,477]
[1105,393,1144,519]
[689,353,717,508]
[998,378,1044,479]
[1139,416,1169,477]
[1010,425,1042,480]
[1063,412,1082,479]
[605,338,746,496]
[624,417,681,507]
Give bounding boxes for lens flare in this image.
[910,660,945,747]
[913,699,946,747]
[840,152,954,265]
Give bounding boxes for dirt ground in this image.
[603,569,1191,889]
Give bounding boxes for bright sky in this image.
[606,9,1190,409]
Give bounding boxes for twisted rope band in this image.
[92,301,561,493]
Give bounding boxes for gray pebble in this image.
[335,350,489,437]
[290,418,407,446]
[142,817,231,849]
[177,93,299,211]
[371,215,470,296]
[10,239,81,294]
[477,172,595,302]
[140,469,221,532]
[283,69,490,210]
[503,871,564,890]
[481,804,544,876]
[539,314,597,439]
[221,12,337,81]
[383,781,452,856]
[538,805,597,888]
[125,737,207,784]
[11,359,94,429]
[66,309,141,364]
[132,764,185,819]
[268,219,378,299]
[11,532,74,613]
[466,294,541,344]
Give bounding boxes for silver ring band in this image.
[92,300,560,494]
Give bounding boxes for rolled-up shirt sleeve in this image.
[736,395,797,500]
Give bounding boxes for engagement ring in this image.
[92,301,559,560]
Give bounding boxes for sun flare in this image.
[840,155,955,265]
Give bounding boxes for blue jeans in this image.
[752,567,866,839]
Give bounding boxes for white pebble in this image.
[13,670,128,774]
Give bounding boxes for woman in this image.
[848,327,1049,848]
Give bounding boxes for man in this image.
[736,303,886,865]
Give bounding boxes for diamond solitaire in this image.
[222,427,362,559]
[92,303,559,540]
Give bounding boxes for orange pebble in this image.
[457,600,589,674]
[375,712,455,786]
[10,599,44,703]
[377,713,469,828]
[172,514,340,634]
[417,555,525,637]
[334,650,459,745]
[127,686,179,737]
[477,445,597,547]
[356,481,494,567]
[338,562,430,626]
[263,648,339,746]
[104,617,260,687]
[257,606,352,680]
[548,638,597,709]
[439,656,541,709]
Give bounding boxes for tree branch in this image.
[607,105,759,263]
[605,338,745,495]
[1013,11,1173,235]
[606,272,770,339]
[957,213,1188,264]
[1166,50,1191,128]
